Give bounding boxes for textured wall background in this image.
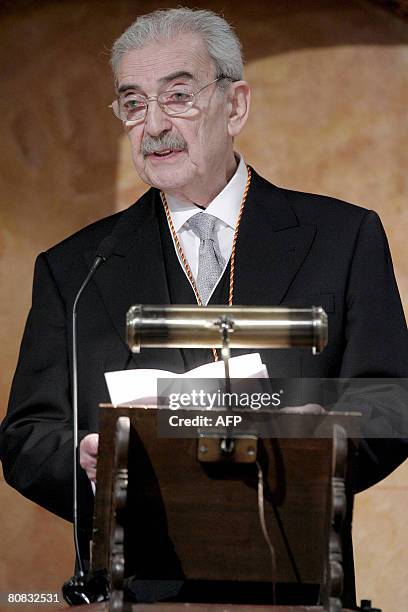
[0,1,407,609]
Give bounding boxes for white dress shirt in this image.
[164,155,249,304]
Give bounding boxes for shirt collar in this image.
[164,154,248,233]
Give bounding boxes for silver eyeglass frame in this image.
[109,75,230,126]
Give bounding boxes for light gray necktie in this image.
[188,212,225,305]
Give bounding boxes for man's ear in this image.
[227,81,251,137]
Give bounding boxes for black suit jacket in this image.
[1,169,408,603]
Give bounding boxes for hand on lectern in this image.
[279,403,326,415]
[79,433,99,482]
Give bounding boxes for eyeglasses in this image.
[110,76,229,126]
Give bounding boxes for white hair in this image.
[110,7,244,84]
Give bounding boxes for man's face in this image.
[116,33,235,198]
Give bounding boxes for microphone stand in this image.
[62,237,116,606]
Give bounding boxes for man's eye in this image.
[123,98,146,110]
[167,91,191,102]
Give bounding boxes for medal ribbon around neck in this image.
[160,165,252,361]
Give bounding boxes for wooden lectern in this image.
[91,406,358,612]
[90,305,359,611]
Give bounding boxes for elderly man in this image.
[1,7,407,608]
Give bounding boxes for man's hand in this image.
[279,403,326,414]
[276,404,326,437]
[79,433,99,482]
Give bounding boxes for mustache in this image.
[141,133,187,157]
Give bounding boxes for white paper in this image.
[105,353,268,407]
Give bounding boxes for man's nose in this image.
[144,100,172,137]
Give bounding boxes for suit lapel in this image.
[234,169,317,305]
[84,189,170,356]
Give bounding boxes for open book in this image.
[105,353,269,407]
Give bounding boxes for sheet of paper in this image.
[105,353,268,407]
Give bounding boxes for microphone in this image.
[62,235,117,605]
[91,235,118,272]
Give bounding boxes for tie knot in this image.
[188,212,217,240]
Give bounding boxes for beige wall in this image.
[1,1,407,609]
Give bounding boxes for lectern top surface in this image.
[60,603,355,611]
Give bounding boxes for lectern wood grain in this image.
[92,406,337,585]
